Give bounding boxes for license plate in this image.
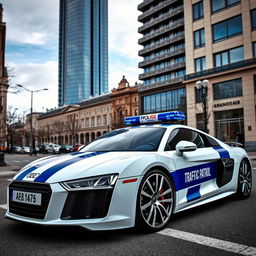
[11,190,42,206]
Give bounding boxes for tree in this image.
[6,106,22,151]
[65,114,80,145]
[52,119,65,144]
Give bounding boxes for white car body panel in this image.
[6,124,251,230]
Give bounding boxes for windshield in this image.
[80,127,166,152]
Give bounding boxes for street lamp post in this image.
[17,84,48,155]
[196,79,209,133]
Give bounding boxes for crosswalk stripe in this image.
[158,228,256,256]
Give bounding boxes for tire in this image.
[236,159,252,199]
[136,169,174,232]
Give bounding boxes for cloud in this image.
[109,0,142,60]
[7,61,58,113]
[3,0,142,110]
[1,0,59,46]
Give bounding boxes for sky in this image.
[2,0,142,114]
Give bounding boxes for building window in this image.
[91,117,95,127]
[253,42,256,57]
[97,116,101,126]
[195,56,206,72]
[196,113,204,131]
[254,75,256,94]
[252,9,256,31]
[214,46,244,67]
[194,28,205,49]
[103,115,107,126]
[213,15,242,43]
[193,1,204,21]
[86,118,89,128]
[81,119,85,128]
[215,109,244,142]
[143,88,186,114]
[211,0,240,13]
[213,78,242,100]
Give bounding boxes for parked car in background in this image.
[39,143,50,154]
[13,146,22,154]
[59,145,73,154]
[73,144,84,152]
[47,144,61,154]
[20,146,30,154]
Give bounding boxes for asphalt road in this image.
[0,155,255,256]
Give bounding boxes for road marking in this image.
[0,204,7,210]
[158,228,256,255]
[13,160,20,163]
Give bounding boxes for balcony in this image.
[138,19,184,45]
[138,33,184,56]
[138,76,184,92]
[139,48,185,67]
[138,0,180,22]
[139,62,185,80]
[184,58,256,81]
[138,0,155,11]
[138,6,183,33]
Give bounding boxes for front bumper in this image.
[6,177,142,231]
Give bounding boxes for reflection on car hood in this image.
[13,151,150,183]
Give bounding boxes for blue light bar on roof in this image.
[124,111,185,125]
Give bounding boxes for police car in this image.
[6,112,252,232]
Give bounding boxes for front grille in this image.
[61,189,113,220]
[9,181,52,220]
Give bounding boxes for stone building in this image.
[18,77,138,147]
[111,76,139,129]
[37,94,112,146]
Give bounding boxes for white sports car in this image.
[6,112,252,232]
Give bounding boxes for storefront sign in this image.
[214,100,240,108]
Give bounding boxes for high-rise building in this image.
[138,0,256,150]
[137,0,186,115]
[58,0,108,106]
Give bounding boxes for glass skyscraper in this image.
[58,0,108,106]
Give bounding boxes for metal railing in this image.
[138,6,183,33]
[139,47,185,67]
[139,61,185,79]
[138,0,179,21]
[138,76,184,92]
[138,33,184,56]
[138,0,155,11]
[184,58,256,81]
[138,19,184,44]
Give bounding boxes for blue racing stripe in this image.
[15,166,38,181]
[213,146,230,158]
[187,185,201,202]
[34,152,107,183]
[15,157,61,181]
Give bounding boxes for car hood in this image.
[13,151,160,184]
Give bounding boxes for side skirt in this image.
[173,190,235,214]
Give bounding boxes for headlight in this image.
[60,174,119,191]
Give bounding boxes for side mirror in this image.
[176,141,197,157]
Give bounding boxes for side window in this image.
[200,133,220,147]
[165,128,204,151]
